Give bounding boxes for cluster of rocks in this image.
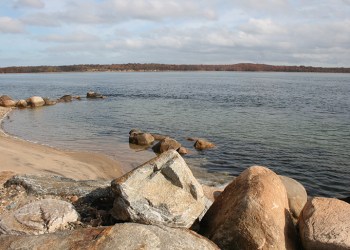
[128,128,216,155]
[0,91,104,109]
[1,151,349,249]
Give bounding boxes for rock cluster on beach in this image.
[1,149,349,249]
[0,91,105,110]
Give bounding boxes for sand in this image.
[0,107,125,180]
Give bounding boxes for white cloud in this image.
[14,0,45,9]
[38,32,100,43]
[0,17,24,33]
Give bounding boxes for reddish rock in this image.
[299,197,350,250]
[200,166,297,250]
[0,95,16,107]
[194,139,215,150]
[152,137,181,154]
[177,146,188,155]
[129,132,154,145]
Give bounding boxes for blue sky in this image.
[0,0,349,67]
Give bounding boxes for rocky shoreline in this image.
[1,94,349,249]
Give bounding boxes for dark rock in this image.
[152,137,181,154]
[87,91,103,98]
[129,128,142,135]
[111,150,208,228]
[200,166,298,250]
[0,223,219,249]
[58,95,73,102]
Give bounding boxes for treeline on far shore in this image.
[1,63,350,73]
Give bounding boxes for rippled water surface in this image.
[1,72,349,198]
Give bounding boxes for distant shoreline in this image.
[1,63,350,74]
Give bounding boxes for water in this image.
[1,72,349,198]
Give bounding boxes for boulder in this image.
[299,197,350,250]
[129,128,142,135]
[0,223,219,249]
[152,137,181,154]
[200,166,297,250]
[279,175,307,223]
[194,139,215,150]
[129,132,155,145]
[43,97,56,106]
[151,133,168,141]
[0,199,79,235]
[87,91,103,98]
[26,96,45,107]
[111,150,207,228]
[0,95,16,107]
[58,95,72,102]
[16,99,27,108]
[5,174,112,202]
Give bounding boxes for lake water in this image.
[0,72,349,198]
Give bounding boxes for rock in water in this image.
[0,95,16,107]
[152,137,181,153]
[194,139,215,150]
[111,150,207,228]
[26,96,45,107]
[87,91,103,98]
[200,166,297,250]
[58,95,72,102]
[129,132,155,145]
[0,223,219,250]
[16,99,27,108]
[0,199,79,235]
[299,197,350,250]
[279,175,307,224]
[43,97,57,106]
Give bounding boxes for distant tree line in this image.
[0,63,349,73]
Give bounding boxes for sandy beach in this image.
[0,107,124,180]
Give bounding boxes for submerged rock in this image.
[279,175,307,223]
[43,97,56,106]
[0,199,79,235]
[194,139,215,150]
[0,223,219,250]
[299,197,350,250]
[26,96,45,107]
[152,137,181,154]
[200,166,297,250]
[87,91,104,98]
[0,95,16,107]
[58,95,73,102]
[111,150,207,228]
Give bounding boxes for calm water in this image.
[0,72,349,198]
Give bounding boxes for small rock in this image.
[70,196,79,203]
[129,132,154,145]
[299,197,350,250]
[0,199,79,235]
[43,97,56,106]
[152,137,181,154]
[0,95,16,107]
[16,100,27,108]
[111,150,207,228]
[26,96,45,107]
[194,139,215,150]
[178,146,188,155]
[58,95,72,102]
[87,91,103,98]
[151,133,168,141]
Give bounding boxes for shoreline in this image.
[0,107,125,180]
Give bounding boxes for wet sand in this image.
[0,107,125,180]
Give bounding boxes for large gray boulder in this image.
[0,199,79,235]
[26,96,45,107]
[279,175,307,223]
[111,150,207,228]
[0,223,219,249]
[200,166,297,250]
[299,197,350,250]
[5,174,112,202]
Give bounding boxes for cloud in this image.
[38,32,100,43]
[14,0,45,9]
[0,17,24,33]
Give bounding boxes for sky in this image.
[0,0,350,67]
